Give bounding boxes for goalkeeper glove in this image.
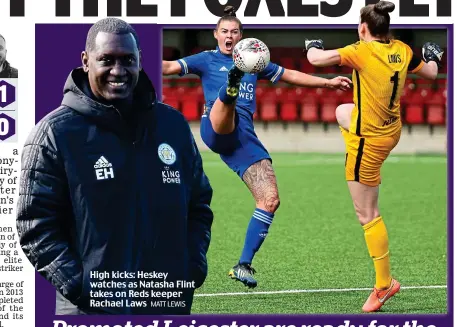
[422,42,444,68]
[304,39,324,53]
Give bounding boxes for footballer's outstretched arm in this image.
[162,60,182,75]
[304,39,342,67]
[280,68,351,91]
[307,49,341,67]
[414,42,444,80]
[415,61,438,80]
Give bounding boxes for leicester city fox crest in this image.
[158,143,176,165]
[158,143,181,184]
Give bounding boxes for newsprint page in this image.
[0,1,455,327]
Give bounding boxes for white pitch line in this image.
[195,285,447,297]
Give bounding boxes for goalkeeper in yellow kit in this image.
[304,1,443,312]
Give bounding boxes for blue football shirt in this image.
[177,47,285,117]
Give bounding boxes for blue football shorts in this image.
[200,110,271,179]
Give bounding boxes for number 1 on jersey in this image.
[389,71,399,110]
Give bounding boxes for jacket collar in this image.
[61,67,158,138]
[0,61,14,77]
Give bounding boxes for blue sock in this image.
[239,208,274,265]
[218,81,238,105]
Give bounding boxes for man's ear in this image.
[359,23,368,38]
[81,51,89,72]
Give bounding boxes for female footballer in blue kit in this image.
[162,6,351,288]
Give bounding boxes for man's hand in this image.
[422,42,444,68]
[304,39,324,52]
[327,76,352,90]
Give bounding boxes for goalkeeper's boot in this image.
[226,66,245,97]
[228,263,257,288]
[362,278,401,312]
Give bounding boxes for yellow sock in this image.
[363,216,392,290]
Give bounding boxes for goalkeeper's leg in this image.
[347,181,400,312]
[343,133,402,312]
[336,103,354,131]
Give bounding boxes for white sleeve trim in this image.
[179,59,189,75]
[270,66,283,83]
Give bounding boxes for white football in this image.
[232,38,271,74]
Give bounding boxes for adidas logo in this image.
[94,156,112,169]
[219,66,229,72]
[94,156,114,180]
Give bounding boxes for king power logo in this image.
[162,166,181,184]
[238,82,254,101]
[94,156,114,180]
[158,143,181,184]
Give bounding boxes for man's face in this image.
[0,38,7,67]
[82,32,141,104]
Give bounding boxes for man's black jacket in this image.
[0,60,18,78]
[16,68,213,314]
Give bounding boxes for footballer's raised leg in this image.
[229,159,280,288]
[209,65,245,134]
[335,103,354,131]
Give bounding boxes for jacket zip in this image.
[114,106,139,314]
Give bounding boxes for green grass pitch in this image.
[192,152,448,314]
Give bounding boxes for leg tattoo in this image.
[243,159,280,213]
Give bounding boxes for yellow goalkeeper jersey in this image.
[337,39,424,137]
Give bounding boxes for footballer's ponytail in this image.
[360,1,395,37]
[216,6,243,32]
